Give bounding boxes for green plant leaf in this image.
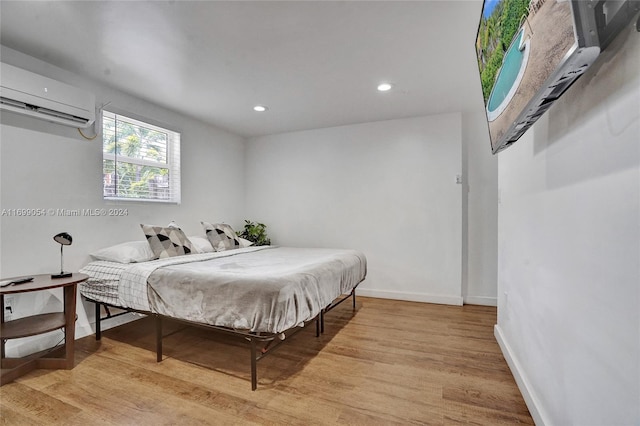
[238,220,271,246]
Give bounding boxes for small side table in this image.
[0,273,88,385]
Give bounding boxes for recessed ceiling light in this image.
[253,105,268,112]
[377,83,393,92]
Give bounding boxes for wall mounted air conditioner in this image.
[0,62,95,128]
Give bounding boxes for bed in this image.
[79,245,367,389]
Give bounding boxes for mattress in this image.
[80,246,367,333]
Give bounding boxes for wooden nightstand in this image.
[0,273,88,385]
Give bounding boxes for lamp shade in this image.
[53,232,72,245]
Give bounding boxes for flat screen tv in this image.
[476,0,639,154]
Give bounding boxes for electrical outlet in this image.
[4,295,14,321]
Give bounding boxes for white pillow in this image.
[239,237,254,248]
[90,241,156,263]
[189,236,214,253]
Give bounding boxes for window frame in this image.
[102,110,181,204]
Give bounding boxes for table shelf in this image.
[0,273,88,385]
[1,313,67,339]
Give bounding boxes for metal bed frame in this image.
[86,287,357,390]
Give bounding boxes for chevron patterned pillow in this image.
[141,224,194,258]
[201,222,241,251]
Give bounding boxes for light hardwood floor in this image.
[0,297,533,425]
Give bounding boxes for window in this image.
[102,111,180,203]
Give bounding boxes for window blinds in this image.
[102,111,181,203]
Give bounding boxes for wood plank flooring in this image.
[0,297,533,425]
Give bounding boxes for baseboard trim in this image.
[76,312,142,340]
[464,296,497,306]
[494,324,548,426]
[357,289,463,306]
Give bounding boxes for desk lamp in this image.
[52,232,73,279]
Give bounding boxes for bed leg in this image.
[320,309,325,334]
[352,290,356,311]
[250,337,257,391]
[155,315,163,362]
[95,302,101,341]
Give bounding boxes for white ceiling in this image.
[0,1,484,138]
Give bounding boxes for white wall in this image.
[245,114,465,304]
[462,110,499,306]
[0,47,246,355]
[495,24,639,425]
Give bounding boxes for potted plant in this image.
[238,220,271,246]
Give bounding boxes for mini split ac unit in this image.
[0,62,95,128]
